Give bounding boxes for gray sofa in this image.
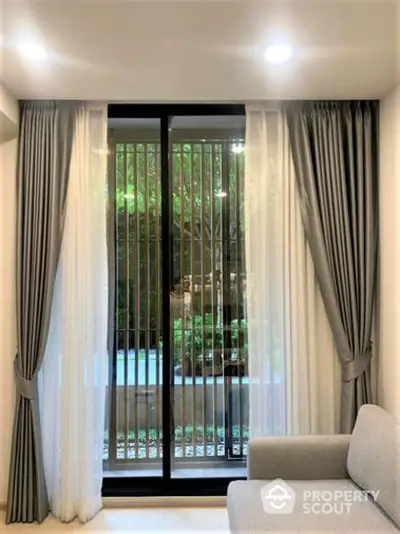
[228,405,399,532]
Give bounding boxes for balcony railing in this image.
[105,135,248,470]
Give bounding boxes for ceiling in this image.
[0,0,399,101]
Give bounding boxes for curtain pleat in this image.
[245,106,340,439]
[6,101,75,524]
[39,103,108,523]
[286,102,379,432]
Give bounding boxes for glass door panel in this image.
[105,118,163,477]
[104,107,247,493]
[169,116,247,478]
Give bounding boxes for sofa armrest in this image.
[248,435,351,480]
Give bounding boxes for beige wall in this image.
[0,84,18,126]
[0,85,18,504]
[379,83,400,422]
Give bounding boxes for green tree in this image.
[113,141,246,350]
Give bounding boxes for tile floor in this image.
[0,508,229,533]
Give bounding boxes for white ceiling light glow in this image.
[264,44,292,63]
[17,41,48,61]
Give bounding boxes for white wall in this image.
[0,84,18,504]
[379,83,400,422]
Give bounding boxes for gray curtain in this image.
[286,102,379,433]
[6,102,75,523]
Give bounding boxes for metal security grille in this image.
[105,134,248,469]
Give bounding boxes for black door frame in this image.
[103,103,246,497]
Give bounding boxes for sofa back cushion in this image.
[347,404,400,527]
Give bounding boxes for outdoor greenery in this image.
[104,424,249,445]
[114,141,246,352]
[172,314,247,366]
[115,142,244,247]
[108,140,249,465]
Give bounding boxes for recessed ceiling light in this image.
[264,45,292,63]
[17,42,48,61]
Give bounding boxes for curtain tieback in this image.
[13,358,38,400]
[342,345,372,382]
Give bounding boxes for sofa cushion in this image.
[228,479,398,532]
[347,404,400,527]
[248,435,351,481]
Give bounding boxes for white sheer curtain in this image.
[39,103,108,522]
[245,105,340,439]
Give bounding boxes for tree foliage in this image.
[114,141,246,351]
[115,142,244,245]
[172,314,247,365]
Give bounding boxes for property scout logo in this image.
[261,479,380,516]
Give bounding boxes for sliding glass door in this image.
[105,118,163,477]
[169,116,247,477]
[103,105,246,496]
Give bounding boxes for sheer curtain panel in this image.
[40,104,108,522]
[245,106,340,439]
